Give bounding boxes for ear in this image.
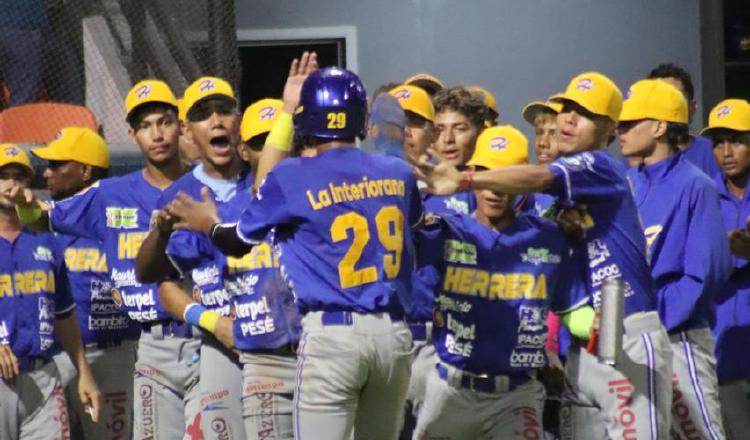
[127,126,138,145]
[81,164,94,182]
[652,120,668,139]
[237,142,251,162]
[688,100,697,120]
[182,120,195,144]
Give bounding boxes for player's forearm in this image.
[54,313,89,372]
[157,280,196,322]
[135,228,172,283]
[253,111,293,191]
[210,223,254,257]
[470,164,555,194]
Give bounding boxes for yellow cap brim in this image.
[31,146,70,162]
[551,94,609,119]
[522,101,559,125]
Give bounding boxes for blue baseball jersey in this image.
[0,230,73,358]
[683,135,720,178]
[57,233,140,344]
[712,172,750,383]
[415,213,587,375]
[49,170,169,323]
[546,151,656,316]
[237,147,423,315]
[627,153,730,332]
[422,191,476,216]
[162,165,301,351]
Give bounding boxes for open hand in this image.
[413,148,463,195]
[282,51,319,114]
[166,187,220,234]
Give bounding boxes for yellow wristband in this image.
[15,203,42,224]
[198,310,221,333]
[266,111,294,152]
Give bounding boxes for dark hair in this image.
[127,102,178,129]
[433,86,487,129]
[648,63,694,101]
[664,122,690,148]
[246,133,268,151]
[371,82,401,105]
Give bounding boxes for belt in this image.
[408,321,433,342]
[436,363,530,393]
[18,356,50,373]
[251,343,298,356]
[84,339,124,351]
[320,310,403,326]
[142,319,195,338]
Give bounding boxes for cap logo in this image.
[716,105,732,119]
[136,85,152,100]
[490,136,508,151]
[258,106,276,120]
[199,79,216,93]
[53,130,63,140]
[624,88,633,100]
[4,146,19,157]
[393,89,411,100]
[575,78,594,92]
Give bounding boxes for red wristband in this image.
[459,169,474,192]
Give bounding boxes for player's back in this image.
[253,147,422,316]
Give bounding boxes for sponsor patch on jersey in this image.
[443,197,469,214]
[587,239,611,268]
[560,152,595,171]
[111,288,123,307]
[33,246,54,262]
[644,224,663,248]
[520,247,561,265]
[444,240,477,265]
[106,207,139,229]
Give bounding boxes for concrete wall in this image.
[235,0,705,140]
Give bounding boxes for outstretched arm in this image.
[413,149,555,195]
[135,209,177,283]
[254,51,318,190]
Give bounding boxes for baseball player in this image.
[167,66,423,440]
[389,85,434,166]
[619,79,730,439]
[31,129,140,440]
[469,85,500,126]
[404,73,445,98]
[647,63,720,177]
[13,81,202,439]
[415,71,674,439]
[412,124,588,439]
[702,99,750,440]
[0,145,101,440]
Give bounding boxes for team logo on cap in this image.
[53,130,63,140]
[624,88,633,100]
[259,106,276,120]
[136,85,152,100]
[4,146,19,157]
[490,136,508,151]
[199,79,216,93]
[393,89,411,100]
[716,105,732,119]
[575,78,594,92]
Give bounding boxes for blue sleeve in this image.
[550,240,590,314]
[237,172,295,244]
[546,152,626,205]
[659,184,732,329]
[166,230,214,278]
[49,182,106,241]
[51,239,75,315]
[414,216,448,288]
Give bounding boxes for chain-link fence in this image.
[0,0,239,176]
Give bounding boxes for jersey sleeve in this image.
[546,152,626,205]
[165,230,213,279]
[659,183,732,328]
[49,181,106,241]
[414,216,448,286]
[236,172,295,245]
[549,239,590,314]
[51,239,75,315]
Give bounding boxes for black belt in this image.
[436,363,530,393]
[142,319,194,338]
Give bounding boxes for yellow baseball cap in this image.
[700,99,750,136]
[552,72,623,122]
[31,127,110,168]
[177,98,186,122]
[0,144,33,175]
[182,76,236,119]
[619,79,687,124]
[469,86,499,116]
[522,97,563,125]
[404,73,444,95]
[467,125,528,170]
[124,79,178,121]
[389,85,435,122]
[241,98,283,142]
